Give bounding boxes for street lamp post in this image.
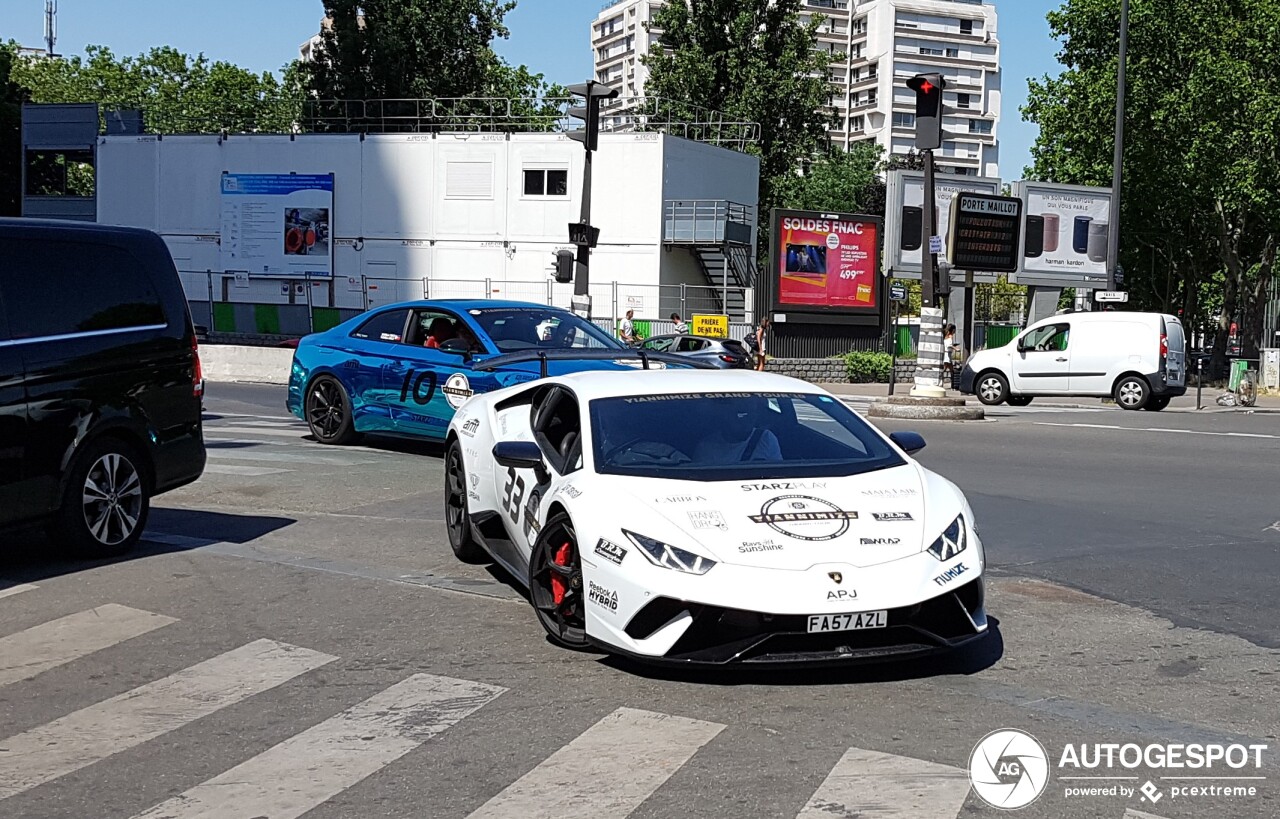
[1106,0,1130,293]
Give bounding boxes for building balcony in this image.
[663,200,755,246]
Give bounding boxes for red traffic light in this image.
[920,79,934,94]
[907,73,944,96]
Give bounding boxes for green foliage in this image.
[841,350,894,383]
[0,41,26,216]
[773,142,884,215]
[641,0,837,198]
[1022,0,1280,366]
[10,45,302,133]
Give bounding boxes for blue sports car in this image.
[286,299,696,444]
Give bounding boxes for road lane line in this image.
[130,673,505,819]
[796,747,970,819]
[0,605,176,688]
[0,584,37,601]
[204,450,376,465]
[1034,422,1280,440]
[200,464,292,477]
[0,638,335,800]
[465,707,725,819]
[204,426,310,438]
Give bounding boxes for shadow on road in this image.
[0,508,296,587]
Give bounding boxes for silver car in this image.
[639,334,752,369]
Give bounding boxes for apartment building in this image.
[590,0,1001,177]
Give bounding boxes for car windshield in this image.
[589,391,906,480]
[468,307,624,352]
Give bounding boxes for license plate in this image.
[806,610,888,633]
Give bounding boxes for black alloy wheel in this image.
[529,511,590,649]
[305,375,359,444]
[445,439,485,562]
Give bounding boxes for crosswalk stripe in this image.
[205,450,375,466]
[0,584,37,601]
[0,638,335,800]
[130,673,505,819]
[796,747,971,819]
[204,426,308,438]
[1125,810,1172,819]
[0,605,176,688]
[201,464,293,477]
[465,707,724,819]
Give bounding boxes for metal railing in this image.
[663,200,756,244]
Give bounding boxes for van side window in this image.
[4,240,164,339]
[1022,323,1070,352]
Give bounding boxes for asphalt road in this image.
[1,380,1277,819]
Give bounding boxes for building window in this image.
[850,115,865,132]
[851,67,861,81]
[852,43,863,58]
[968,119,992,135]
[956,93,972,109]
[920,46,943,57]
[445,161,494,199]
[523,168,569,197]
[892,112,915,128]
[953,167,971,176]
[945,47,960,58]
[853,17,867,34]
[868,61,877,78]
[867,89,877,105]
[960,18,974,35]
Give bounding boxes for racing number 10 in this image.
[399,369,437,405]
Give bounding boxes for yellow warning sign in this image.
[691,314,729,338]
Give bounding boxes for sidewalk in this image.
[816,382,1280,413]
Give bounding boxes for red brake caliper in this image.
[550,542,573,605]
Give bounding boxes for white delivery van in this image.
[959,312,1187,410]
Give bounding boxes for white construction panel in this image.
[220,135,363,238]
[434,134,509,240]
[96,137,159,230]
[592,134,664,246]
[359,134,435,239]
[505,135,583,243]
[156,135,223,235]
[429,243,507,300]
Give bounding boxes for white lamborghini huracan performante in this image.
[444,368,989,666]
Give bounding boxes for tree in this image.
[641,0,837,200]
[1023,0,1280,373]
[772,142,883,215]
[11,45,302,133]
[0,41,28,216]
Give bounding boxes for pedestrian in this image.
[671,312,688,334]
[754,317,770,371]
[619,309,641,345]
[943,324,959,385]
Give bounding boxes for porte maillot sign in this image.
[946,193,1023,273]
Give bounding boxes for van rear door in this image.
[1163,316,1186,387]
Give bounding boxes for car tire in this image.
[528,511,591,650]
[1144,395,1171,412]
[444,439,486,563]
[975,371,1009,405]
[305,375,360,445]
[1006,395,1034,407]
[1114,376,1149,410]
[53,436,151,558]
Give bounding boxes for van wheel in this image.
[1144,395,1170,412]
[53,437,151,558]
[1115,376,1149,410]
[1006,395,1034,407]
[305,375,360,445]
[975,372,1009,405]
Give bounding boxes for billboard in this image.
[884,170,1002,283]
[771,209,880,316]
[1011,180,1113,287]
[220,173,335,278]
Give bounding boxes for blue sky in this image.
[1,0,1062,176]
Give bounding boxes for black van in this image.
[0,218,205,556]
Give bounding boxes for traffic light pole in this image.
[1106,0,1129,293]
[574,146,593,301]
[911,148,947,397]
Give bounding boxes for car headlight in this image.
[623,530,716,575]
[926,514,967,561]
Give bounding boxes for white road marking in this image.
[1125,810,1173,819]
[204,425,309,438]
[0,605,176,688]
[796,747,971,819]
[201,464,293,477]
[465,707,725,819]
[1034,422,1280,440]
[204,413,300,424]
[0,584,37,601]
[205,450,375,465]
[130,673,505,819]
[0,638,335,800]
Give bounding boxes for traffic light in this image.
[566,81,620,152]
[553,249,575,284]
[907,73,946,151]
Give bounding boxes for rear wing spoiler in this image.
[471,348,717,378]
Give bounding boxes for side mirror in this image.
[439,338,473,360]
[493,440,544,470]
[889,431,926,455]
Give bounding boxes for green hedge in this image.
[840,350,894,383]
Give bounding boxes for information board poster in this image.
[1017,181,1113,281]
[220,173,334,277]
[772,209,880,314]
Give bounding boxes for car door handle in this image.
[1056,357,1067,362]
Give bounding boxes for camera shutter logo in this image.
[968,729,1050,810]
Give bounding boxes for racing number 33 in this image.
[399,369,437,405]
[502,466,539,539]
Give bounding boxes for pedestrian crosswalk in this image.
[200,413,382,479]
[0,585,1172,818]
